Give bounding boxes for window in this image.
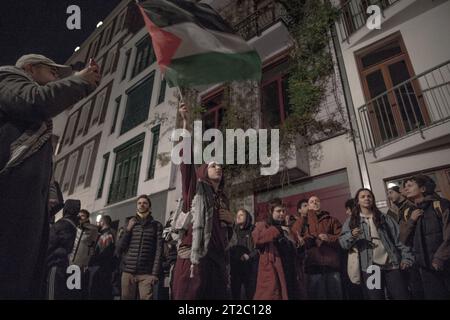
[201,91,225,130]
[110,96,122,134]
[157,78,166,105]
[91,88,108,127]
[121,49,132,81]
[261,59,290,128]
[89,35,102,59]
[385,166,450,200]
[102,45,118,76]
[108,135,144,204]
[340,0,398,38]
[147,125,161,180]
[120,74,155,134]
[53,160,66,185]
[63,111,79,146]
[102,53,111,76]
[100,26,113,49]
[76,140,95,187]
[110,17,117,42]
[115,10,127,35]
[97,153,110,199]
[75,101,92,138]
[132,36,156,78]
[109,46,118,74]
[96,31,105,54]
[356,33,430,146]
[62,151,79,193]
[96,56,105,77]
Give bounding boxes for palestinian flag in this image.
[136,0,262,88]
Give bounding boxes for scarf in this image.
[189,163,228,277]
[137,210,150,220]
[0,120,53,176]
[0,67,54,176]
[360,212,389,266]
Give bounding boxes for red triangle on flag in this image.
[138,5,182,72]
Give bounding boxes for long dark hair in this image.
[350,188,384,230]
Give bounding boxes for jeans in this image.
[307,271,343,300]
[121,272,155,300]
[361,269,409,300]
[419,267,450,300]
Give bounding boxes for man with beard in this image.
[117,195,163,300]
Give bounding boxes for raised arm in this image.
[0,66,98,122]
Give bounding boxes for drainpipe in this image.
[330,23,372,190]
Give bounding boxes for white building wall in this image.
[53,0,368,225]
[334,0,450,205]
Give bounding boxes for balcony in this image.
[358,60,450,157]
[233,2,288,41]
[338,0,400,42]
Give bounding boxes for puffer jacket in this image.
[118,214,163,275]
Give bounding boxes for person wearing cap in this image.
[0,54,100,299]
[387,185,414,224]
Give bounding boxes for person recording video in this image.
[0,54,101,299]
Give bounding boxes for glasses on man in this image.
[34,63,60,77]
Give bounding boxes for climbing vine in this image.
[278,0,346,155]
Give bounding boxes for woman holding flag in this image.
[171,103,234,299]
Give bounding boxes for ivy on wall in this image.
[173,0,347,200]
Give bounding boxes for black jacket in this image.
[401,196,450,269]
[89,227,116,271]
[117,214,163,276]
[46,200,81,269]
[230,213,258,269]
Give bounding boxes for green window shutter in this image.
[97,153,110,199]
[110,96,121,134]
[148,125,161,180]
[157,78,166,105]
[132,36,155,78]
[120,74,154,134]
[108,134,144,204]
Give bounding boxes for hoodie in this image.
[46,200,80,268]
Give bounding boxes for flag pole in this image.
[177,87,185,106]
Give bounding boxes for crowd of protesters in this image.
[35,170,450,300]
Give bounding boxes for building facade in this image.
[333,0,450,209]
[51,0,365,227]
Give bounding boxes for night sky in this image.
[0,0,123,66]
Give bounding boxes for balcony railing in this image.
[338,0,400,42]
[358,60,450,155]
[234,2,287,41]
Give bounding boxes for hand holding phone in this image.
[88,58,100,74]
[74,58,101,87]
